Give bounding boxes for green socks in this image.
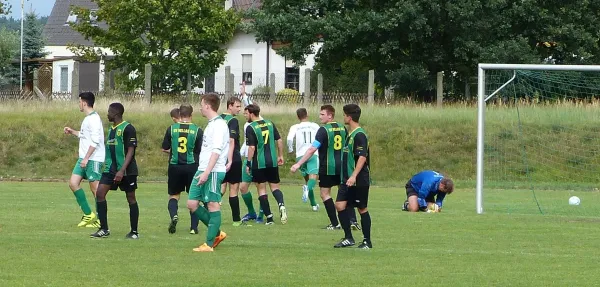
[241,192,256,214]
[307,178,317,207]
[194,205,210,227]
[206,211,222,246]
[73,188,92,215]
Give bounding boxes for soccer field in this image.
[0,182,599,286]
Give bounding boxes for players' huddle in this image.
[64,92,454,252]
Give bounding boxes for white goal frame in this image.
[476,64,600,214]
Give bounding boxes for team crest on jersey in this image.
[117,129,122,136]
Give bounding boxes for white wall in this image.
[45,46,112,92]
[213,32,321,94]
[52,59,74,93]
[43,45,114,59]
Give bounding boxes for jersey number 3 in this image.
[178,137,187,153]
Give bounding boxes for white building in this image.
[42,0,319,94]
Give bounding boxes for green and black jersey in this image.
[161,122,203,165]
[245,119,281,169]
[341,127,370,186]
[104,121,138,175]
[220,113,241,163]
[314,122,347,175]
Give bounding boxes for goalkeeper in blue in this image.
[402,170,454,212]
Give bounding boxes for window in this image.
[64,11,77,26]
[242,54,252,85]
[90,9,99,27]
[285,67,300,90]
[64,10,98,26]
[60,66,69,92]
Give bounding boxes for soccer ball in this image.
[568,196,581,206]
[426,203,440,213]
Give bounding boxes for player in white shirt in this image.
[287,108,320,211]
[187,94,229,252]
[63,92,104,228]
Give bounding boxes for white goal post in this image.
[476,63,600,214]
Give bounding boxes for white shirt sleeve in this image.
[287,124,297,153]
[88,116,103,147]
[211,122,227,154]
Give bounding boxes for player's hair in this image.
[201,93,221,112]
[245,104,260,117]
[109,102,125,116]
[441,178,454,194]
[170,108,180,118]
[79,92,95,107]
[320,105,335,117]
[343,104,361,122]
[227,96,241,108]
[296,108,308,120]
[179,104,193,117]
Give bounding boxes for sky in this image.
[3,0,55,19]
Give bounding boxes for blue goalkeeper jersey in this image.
[409,170,447,207]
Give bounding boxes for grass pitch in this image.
[1,182,599,286]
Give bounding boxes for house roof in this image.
[232,0,262,10]
[43,0,106,47]
[43,0,261,47]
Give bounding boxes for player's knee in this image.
[335,201,346,211]
[68,180,80,191]
[125,192,137,204]
[358,207,368,214]
[186,200,198,211]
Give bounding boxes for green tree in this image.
[248,0,600,98]
[21,12,48,86]
[70,0,240,93]
[0,27,19,86]
[0,1,9,15]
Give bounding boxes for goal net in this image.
[477,64,600,216]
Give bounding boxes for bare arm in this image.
[296,146,317,166]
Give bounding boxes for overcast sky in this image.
[3,0,55,19]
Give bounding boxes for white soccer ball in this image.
[568,196,581,206]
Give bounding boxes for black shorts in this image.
[319,174,341,188]
[99,173,138,193]
[405,180,434,204]
[251,167,280,184]
[336,184,369,209]
[223,161,242,184]
[168,164,197,195]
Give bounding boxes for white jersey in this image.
[198,116,229,172]
[240,122,251,158]
[287,121,320,158]
[240,116,262,158]
[78,111,105,162]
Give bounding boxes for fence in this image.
[3,61,458,106]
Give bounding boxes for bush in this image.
[251,84,273,95]
[277,88,300,103]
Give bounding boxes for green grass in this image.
[1,182,600,286]
[3,99,600,187]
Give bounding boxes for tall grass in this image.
[1,99,599,187]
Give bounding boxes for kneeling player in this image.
[402,170,454,212]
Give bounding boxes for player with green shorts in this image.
[63,92,105,228]
[287,108,321,211]
[187,93,230,252]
